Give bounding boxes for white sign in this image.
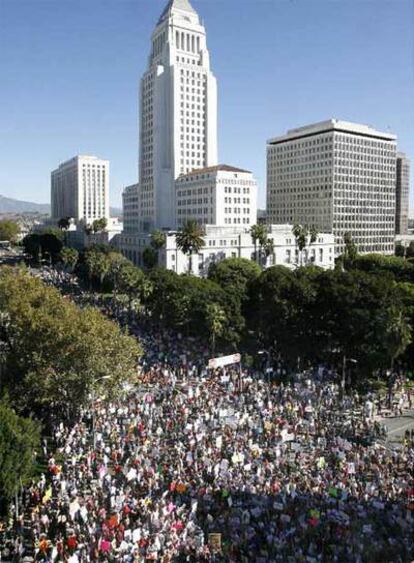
[208,353,241,369]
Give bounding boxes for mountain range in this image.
[0,194,50,214]
[0,195,122,217]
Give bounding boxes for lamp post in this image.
[91,375,110,449]
[341,356,358,393]
[258,349,272,382]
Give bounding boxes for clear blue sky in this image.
[0,0,413,210]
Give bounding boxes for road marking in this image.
[387,421,414,435]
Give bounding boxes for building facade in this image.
[51,155,110,225]
[122,184,140,233]
[114,224,335,276]
[267,119,397,255]
[395,152,410,235]
[176,165,257,228]
[138,0,218,232]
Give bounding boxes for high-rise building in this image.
[267,119,397,255]
[51,155,110,224]
[122,183,140,233]
[395,152,410,235]
[176,165,257,228]
[138,0,218,232]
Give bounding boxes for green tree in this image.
[147,268,241,346]
[0,220,20,244]
[143,246,159,270]
[395,243,405,258]
[58,217,71,231]
[247,266,319,368]
[118,263,146,317]
[343,232,358,266]
[23,233,42,263]
[107,252,129,297]
[92,218,108,233]
[60,247,79,272]
[40,233,64,264]
[84,248,111,289]
[176,220,205,274]
[208,257,261,299]
[0,399,40,509]
[58,217,72,246]
[208,257,261,338]
[349,254,414,283]
[0,268,142,424]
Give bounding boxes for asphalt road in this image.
[382,409,414,443]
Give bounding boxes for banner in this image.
[208,533,222,553]
[208,353,241,369]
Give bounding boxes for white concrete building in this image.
[122,183,140,233]
[51,155,110,225]
[176,165,257,228]
[138,0,218,232]
[114,224,335,275]
[267,119,397,255]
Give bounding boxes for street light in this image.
[258,350,273,382]
[341,356,358,392]
[91,375,111,449]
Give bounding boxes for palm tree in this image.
[118,263,145,320]
[309,226,318,245]
[343,232,358,265]
[92,218,108,234]
[151,230,166,251]
[205,303,227,356]
[263,238,274,265]
[292,224,307,266]
[58,217,72,246]
[176,220,205,274]
[250,224,267,266]
[60,247,79,272]
[58,217,71,230]
[107,252,128,298]
[84,249,110,290]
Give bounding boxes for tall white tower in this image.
[139,0,218,232]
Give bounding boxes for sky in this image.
[0,0,413,210]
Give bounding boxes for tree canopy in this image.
[0,220,20,244]
[0,267,142,424]
[0,399,40,505]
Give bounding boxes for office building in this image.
[267,119,397,255]
[122,184,140,233]
[176,165,257,228]
[51,155,110,224]
[395,152,410,235]
[138,0,218,232]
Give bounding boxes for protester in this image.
[1,268,412,562]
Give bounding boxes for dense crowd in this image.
[1,268,413,562]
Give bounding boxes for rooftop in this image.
[158,0,196,25]
[268,119,396,145]
[177,164,252,178]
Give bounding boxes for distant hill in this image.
[0,195,50,214]
[0,195,123,218]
